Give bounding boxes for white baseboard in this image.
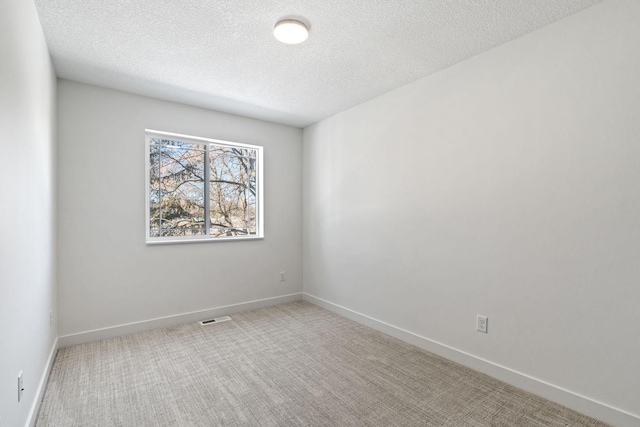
[59,293,303,347]
[27,337,58,427]
[303,293,639,427]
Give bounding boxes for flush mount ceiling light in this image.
[274,19,309,44]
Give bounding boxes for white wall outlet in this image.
[476,315,488,333]
[50,309,54,326]
[18,371,24,402]
[280,271,286,282]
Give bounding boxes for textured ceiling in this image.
[34,0,601,127]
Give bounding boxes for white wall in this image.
[57,80,302,338]
[0,0,58,426]
[303,0,640,424]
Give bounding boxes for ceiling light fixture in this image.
[274,19,309,44]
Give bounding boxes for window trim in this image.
[145,129,264,245]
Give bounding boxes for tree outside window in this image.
[146,130,263,243]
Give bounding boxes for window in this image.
[145,130,263,243]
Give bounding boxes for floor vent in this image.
[199,316,232,326]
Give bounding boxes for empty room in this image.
[1,0,639,426]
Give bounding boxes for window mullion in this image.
[204,144,211,237]
[158,144,163,235]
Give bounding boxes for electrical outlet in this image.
[50,310,54,326]
[18,371,24,402]
[280,271,286,282]
[476,315,488,333]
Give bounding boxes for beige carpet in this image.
[36,301,608,426]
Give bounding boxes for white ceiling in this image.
[34,0,601,128]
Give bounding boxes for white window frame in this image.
[145,129,264,244]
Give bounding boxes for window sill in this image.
[146,235,264,245]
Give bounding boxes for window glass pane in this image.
[149,144,162,237]
[209,146,257,236]
[150,138,206,237]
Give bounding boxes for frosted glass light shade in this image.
[274,19,308,44]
